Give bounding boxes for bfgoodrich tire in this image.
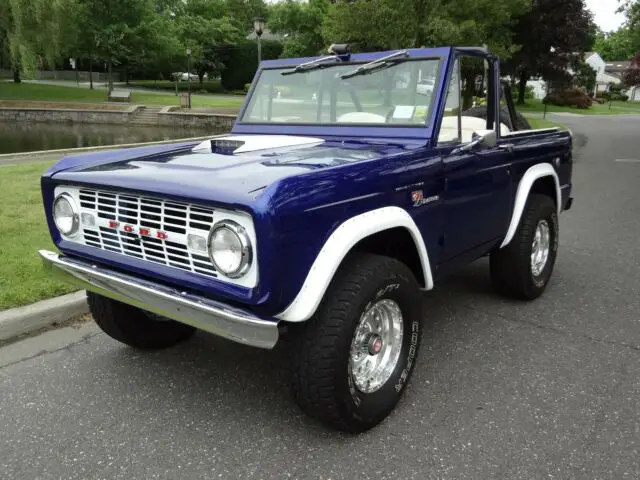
[490,194,559,300]
[88,293,195,349]
[290,253,423,432]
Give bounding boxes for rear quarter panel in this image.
[503,129,573,209]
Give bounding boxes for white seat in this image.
[439,115,511,143]
[337,112,387,124]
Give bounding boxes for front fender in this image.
[276,206,433,322]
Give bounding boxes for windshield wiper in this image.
[281,55,342,76]
[340,50,409,80]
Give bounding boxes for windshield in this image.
[240,58,441,127]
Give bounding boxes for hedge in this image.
[220,40,283,91]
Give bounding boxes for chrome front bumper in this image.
[39,250,279,349]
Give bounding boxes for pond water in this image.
[0,122,228,155]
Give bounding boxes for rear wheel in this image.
[290,253,423,432]
[88,293,195,349]
[490,194,558,300]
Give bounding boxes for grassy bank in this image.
[0,161,77,310]
[0,83,244,109]
[517,98,640,116]
[526,117,567,130]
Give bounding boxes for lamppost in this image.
[186,48,192,109]
[253,16,265,64]
[544,46,556,119]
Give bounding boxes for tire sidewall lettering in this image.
[344,276,421,419]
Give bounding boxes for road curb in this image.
[0,291,88,342]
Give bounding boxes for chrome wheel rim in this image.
[349,299,404,394]
[531,219,551,277]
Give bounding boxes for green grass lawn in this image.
[0,161,77,310]
[0,82,244,109]
[516,98,640,116]
[526,117,567,130]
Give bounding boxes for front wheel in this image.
[290,253,423,432]
[88,293,195,349]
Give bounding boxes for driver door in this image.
[437,56,512,262]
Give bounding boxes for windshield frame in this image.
[232,47,453,140]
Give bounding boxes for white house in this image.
[584,52,610,95]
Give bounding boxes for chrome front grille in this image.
[77,188,217,277]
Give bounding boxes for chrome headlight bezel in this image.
[53,193,80,238]
[208,220,253,279]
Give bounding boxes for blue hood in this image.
[45,135,422,210]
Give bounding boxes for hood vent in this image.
[191,135,325,155]
[192,139,246,156]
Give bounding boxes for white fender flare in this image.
[500,163,561,249]
[276,206,434,323]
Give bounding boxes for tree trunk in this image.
[89,60,93,90]
[13,67,21,84]
[517,70,528,105]
[462,69,476,110]
[75,58,79,85]
[107,57,113,94]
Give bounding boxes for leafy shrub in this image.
[510,85,535,102]
[598,91,630,102]
[543,88,593,109]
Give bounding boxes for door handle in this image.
[498,143,515,153]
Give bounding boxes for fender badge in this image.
[411,190,439,207]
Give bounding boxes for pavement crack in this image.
[0,332,99,370]
[463,304,640,353]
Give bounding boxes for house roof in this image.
[605,61,632,73]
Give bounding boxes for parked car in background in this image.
[172,72,207,82]
[416,77,435,95]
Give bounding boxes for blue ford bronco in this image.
[40,45,573,432]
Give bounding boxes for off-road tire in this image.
[490,194,558,300]
[462,105,532,131]
[88,293,195,349]
[290,253,423,433]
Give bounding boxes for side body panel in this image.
[268,146,445,315]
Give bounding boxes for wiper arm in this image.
[281,55,342,76]
[340,50,409,80]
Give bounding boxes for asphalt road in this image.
[2,114,640,479]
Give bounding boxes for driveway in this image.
[1,115,640,479]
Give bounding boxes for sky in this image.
[585,0,626,32]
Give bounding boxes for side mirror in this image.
[453,129,497,154]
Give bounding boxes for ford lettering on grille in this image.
[77,189,217,277]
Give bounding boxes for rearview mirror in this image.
[454,129,497,154]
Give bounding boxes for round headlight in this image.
[208,220,252,278]
[53,193,80,237]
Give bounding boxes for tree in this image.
[504,0,596,104]
[623,51,640,87]
[0,0,80,83]
[80,0,159,92]
[574,59,597,93]
[322,0,528,109]
[594,27,636,60]
[176,0,243,84]
[268,0,329,57]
